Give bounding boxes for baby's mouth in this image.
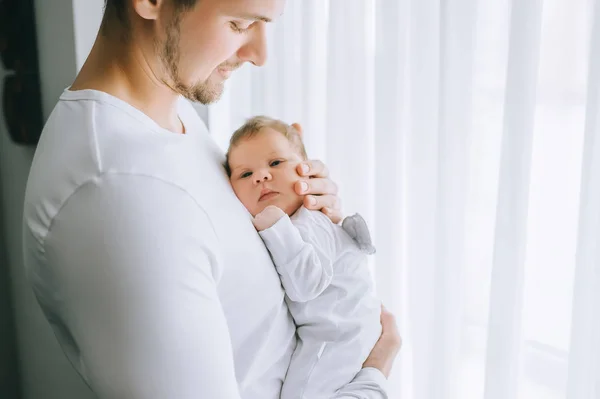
[259,189,280,202]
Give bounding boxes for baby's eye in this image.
[240,171,253,179]
[270,160,283,167]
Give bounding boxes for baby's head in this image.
[226,116,308,217]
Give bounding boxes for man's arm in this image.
[256,207,335,303]
[37,174,242,399]
[332,305,401,398]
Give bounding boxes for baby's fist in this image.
[253,206,286,231]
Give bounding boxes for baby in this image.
[225,116,382,399]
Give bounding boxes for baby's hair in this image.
[225,116,308,177]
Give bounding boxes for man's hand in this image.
[291,123,343,224]
[295,160,342,224]
[362,305,402,378]
[253,205,286,231]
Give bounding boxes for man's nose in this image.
[238,22,268,67]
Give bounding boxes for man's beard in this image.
[159,15,226,104]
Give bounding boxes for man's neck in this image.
[71,31,185,134]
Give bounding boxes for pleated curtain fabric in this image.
[208,0,598,398]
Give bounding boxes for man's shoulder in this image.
[25,92,219,235]
[47,91,212,176]
[51,89,208,142]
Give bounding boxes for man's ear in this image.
[132,0,162,21]
[291,123,303,138]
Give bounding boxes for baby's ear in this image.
[291,123,303,137]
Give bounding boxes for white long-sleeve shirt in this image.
[259,208,382,398]
[22,89,388,399]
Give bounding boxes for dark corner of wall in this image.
[0,183,22,399]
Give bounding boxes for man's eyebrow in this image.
[235,13,273,23]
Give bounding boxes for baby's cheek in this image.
[231,182,252,207]
[230,180,242,198]
[285,164,298,178]
[285,165,305,184]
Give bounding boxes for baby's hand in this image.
[253,206,286,231]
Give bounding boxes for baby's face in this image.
[228,128,306,217]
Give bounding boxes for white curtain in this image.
[208,0,598,398]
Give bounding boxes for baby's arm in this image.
[254,206,335,303]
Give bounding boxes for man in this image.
[22,1,401,398]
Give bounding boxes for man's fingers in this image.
[303,194,340,211]
[291,123,303,137]
[303,194,343,223]
[294,158,342,224]
[322,207,343,225]
[295,178,338,196]
[297,160,329,178]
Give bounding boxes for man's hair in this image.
[225,116,308,177]
[103,0,199,27]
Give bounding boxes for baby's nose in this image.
[255,175,269,184]
[254,170,272,183]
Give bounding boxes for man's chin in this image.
[185,82,225,105]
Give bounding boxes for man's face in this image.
[158,0,285,104]
[228,128,306,217]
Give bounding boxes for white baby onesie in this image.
[259,207,382,399]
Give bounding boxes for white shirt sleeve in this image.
[258,213,334,302]
[333,368,389,398]
[39,174,242,399]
